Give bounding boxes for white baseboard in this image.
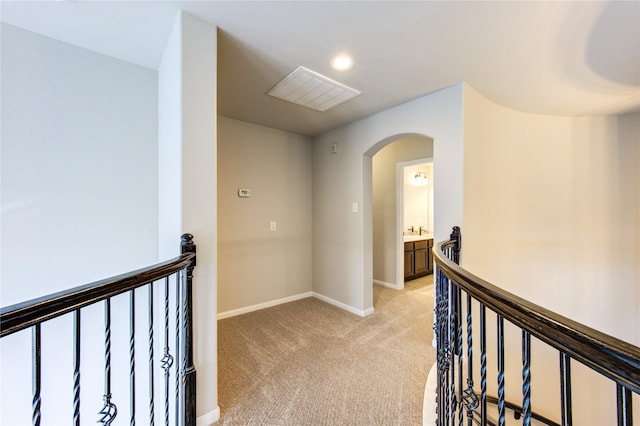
[217,291,375,320]
[217,292,313,319]
[197,406,220,426]
[373,279,402,290]
[312,292,374,317]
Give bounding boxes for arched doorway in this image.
[311,84,463,319]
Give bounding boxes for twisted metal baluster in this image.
[434,271,440,426]
[463,294,478,426]
[99,299,117,425]
[148,283,155,426]
[434,268,442,425]
[442,260,452,426]
[161,276,174,426]
[448,229,462,426]
[522,330,532,426]
[73,310,81,426]
[435,270,440,422]
[456,286,464,426]
[175,271,182,426]
[616,384,633,426]
[32,324,41,426]
[479,304,487,426]
[497,315,505,426]
[182,267,189,417]
[130,290,136,426]
[559,352,573,426]
[435,267,449,426]
[449,277,458,423]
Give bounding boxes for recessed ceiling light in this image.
[331,54,353,71]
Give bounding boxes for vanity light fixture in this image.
[412,171,429,186]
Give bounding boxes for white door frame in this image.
[395,157,433,289]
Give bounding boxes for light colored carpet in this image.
[217,276,436,425]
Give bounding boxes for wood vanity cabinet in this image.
[404,239,433,281]
[404,243,414,280]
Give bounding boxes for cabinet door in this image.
[414,240,428,250]
[414,248,428,275]
[404,250,414,279]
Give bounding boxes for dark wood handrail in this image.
[1,234,197,426]
[0,252,195,338]
[433,238,640,395]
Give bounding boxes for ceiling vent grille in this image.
[266,66,361,112]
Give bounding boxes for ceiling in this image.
[2,1,639,136]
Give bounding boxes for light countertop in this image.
[403,233,433,242]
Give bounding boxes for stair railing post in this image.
[450,226,461,265]
[180,234,197,426]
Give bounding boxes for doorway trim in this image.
[395,157,433,289]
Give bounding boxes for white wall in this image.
[0,23,158,424]
[619,111,640,346]
[462,85,640,424]
[158,12,219,424]
[312,84,464,314]
[217,117,312,316]
[403,163,433,232]
[372,136,432,286]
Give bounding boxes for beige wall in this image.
[312,84,465,314]
[217,117,312,315]
[372,136,433,286]
[463,85,639,342]
[462,85,640,423]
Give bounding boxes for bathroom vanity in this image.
[404,235,434,281]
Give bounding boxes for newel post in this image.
[450,226,461,265]
[180,234,197,426]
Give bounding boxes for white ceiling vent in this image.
[266,66,361,112]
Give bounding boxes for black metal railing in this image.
[0,234,197,426]
[434,226,640,426]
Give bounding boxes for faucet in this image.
[408,226,414,234]
[419,226,427,235]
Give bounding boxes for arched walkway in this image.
[362,132,434,313]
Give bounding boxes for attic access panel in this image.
[266,66,361,112]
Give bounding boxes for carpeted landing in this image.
[217,276,435,425]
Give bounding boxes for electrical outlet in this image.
[270,221,277,231]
